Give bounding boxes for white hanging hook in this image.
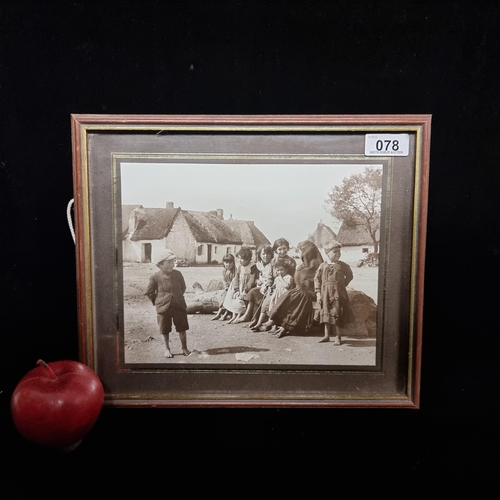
[67,198,75,244]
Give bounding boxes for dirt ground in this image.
[123,262,378,366]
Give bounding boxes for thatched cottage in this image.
[123,202,268,265]
[336,221,379,262]
[122,204,142,237]
[222,219,271,261]
[309,222,338,250]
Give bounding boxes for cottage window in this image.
[197,245,203,256]
[214,246,217,254]
[362,247,369,253]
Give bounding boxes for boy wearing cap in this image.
[314,239,354,345]
[145,249,191,358]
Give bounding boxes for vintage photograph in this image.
[72,114,429,406]
[120,161,382,367]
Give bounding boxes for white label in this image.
[364,134,409,156]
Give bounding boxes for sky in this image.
[120,162,382,247]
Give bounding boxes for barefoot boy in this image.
[145,250,191,358]
[314,240,354,345]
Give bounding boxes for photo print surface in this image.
[120,161,382,367]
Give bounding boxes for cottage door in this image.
[142,243,152,263]
[207,244,212,264]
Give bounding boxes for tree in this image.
[324,167,382,253]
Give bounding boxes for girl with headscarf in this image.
[262,240,323,338]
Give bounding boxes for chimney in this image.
[216,208,224,220]
[166,202,174,209]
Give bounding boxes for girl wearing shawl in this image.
[263,240,323,338]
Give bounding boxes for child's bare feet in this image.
[232,315,249,324]
[229,313,245,324]
[182,348,192,356]
[333,336,341,346]
[211,313,221,321]
[318,335,330,343]
[250,324,262,332]
[274,326,287,338]
[164,349,173,358]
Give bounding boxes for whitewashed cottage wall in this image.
[164,212,198,263]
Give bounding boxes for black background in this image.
[1,1,499,494]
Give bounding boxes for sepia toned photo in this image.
[121,162,382,367]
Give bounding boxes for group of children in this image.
[212,238,296,331]
[145,238,354,358]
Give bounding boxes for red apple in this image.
[11,359,104,450]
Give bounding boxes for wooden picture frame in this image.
[71,114,430,407]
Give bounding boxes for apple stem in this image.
[36,359,57,380]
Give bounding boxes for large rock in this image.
[345,290,377,337]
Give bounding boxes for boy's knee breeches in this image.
[157,307,189,334]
